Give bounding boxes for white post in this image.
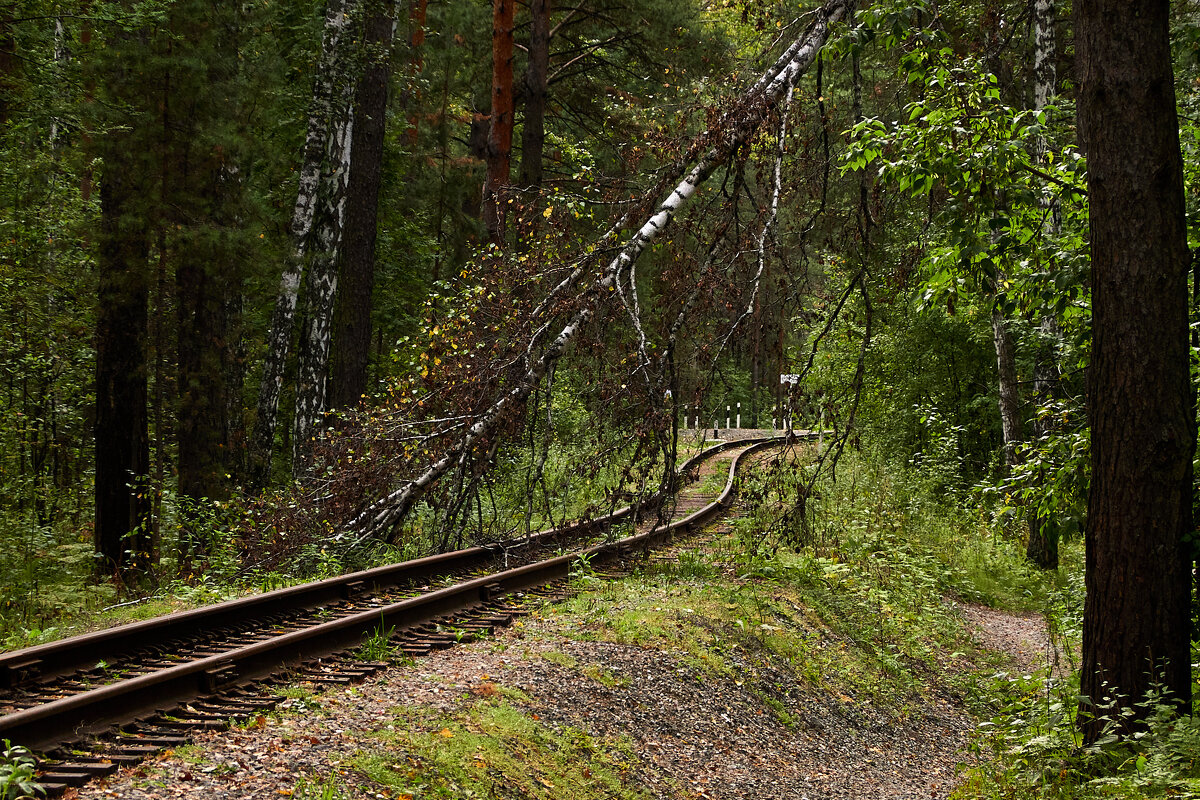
[736,402,741,429]
[713,421,719,439]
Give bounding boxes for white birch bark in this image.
[992,305,1022,470]
[1026,0,1061,567]
[350,0,852,541]
[249,0,360,488]
[293,83,356,470]
[1032,0,1061,381]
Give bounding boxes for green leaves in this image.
[0,739,41,800]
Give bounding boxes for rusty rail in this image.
[0,433,812,756]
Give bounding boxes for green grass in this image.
[353,700,654,800]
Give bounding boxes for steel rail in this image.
[0,432,813,752]
[0,435,758,689]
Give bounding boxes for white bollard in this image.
[726,405,730,429]
[736,402,741,429]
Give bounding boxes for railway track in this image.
[0,433,810,795]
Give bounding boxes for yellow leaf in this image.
[543,206,554,218]
[439,728,454,738]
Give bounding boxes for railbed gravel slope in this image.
[70,564,1049,800]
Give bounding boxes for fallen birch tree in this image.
[345,0,856,543]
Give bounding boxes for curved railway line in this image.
[0,433,813,796]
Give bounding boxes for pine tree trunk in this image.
[519,0,550,191]
[168,0,245,560]
[95,149,153,582]
[1076,0,1194,740]
[249,0,360,489]
[482,0,515,244]
[1026,0,1061,569]
[331,0,397,412]
[403,0,428,145]
[0,16,14,126]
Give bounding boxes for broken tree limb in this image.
[348,0,853,542]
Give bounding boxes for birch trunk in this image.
[249,0,360,489]
[992,305,1022,471]
[350,0,852,541]
[0,15,13,126]
[1026,0,1061,568]
[294,89,356,470]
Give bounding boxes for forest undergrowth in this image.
[742,445,1200,800]
[0,430,722,651]
[6,437,1200,800]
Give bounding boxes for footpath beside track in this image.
[0,433,814,795]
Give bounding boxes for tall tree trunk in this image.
[403,0,428,145]
[1076,0,1194,741]
[169,0,245,560]
[0,15,14,126]
[482,0,515,245]
[293,96,354,470]
[332,0,397,412]
[175,168,243,557]
[991,305,1021,471]
[249,0,360,489]
[519,0,550,191]
[1026,0,1061,569]
[95,152,153,583]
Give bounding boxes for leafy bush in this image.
[0,739,42,800]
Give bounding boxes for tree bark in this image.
[332,0,397,412]
[991,306,1021,472]
[1026,0,1061,569]
[1076,0,1194,740]
[402,0,428,145]
[249,0,360,489]
[294,94,355,470]
[482,0,516,245]
[0,15,17,127]
[95,148,153,582]
[519,0,550,191]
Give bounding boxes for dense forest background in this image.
[2,0,1199,784]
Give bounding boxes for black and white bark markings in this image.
[250,0,360,488]
[1026,0,1061,568]
[294,82,356,470]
